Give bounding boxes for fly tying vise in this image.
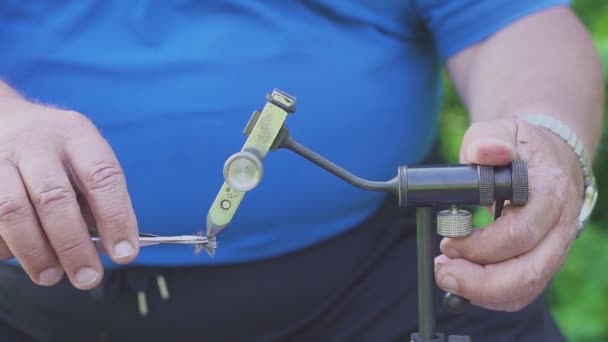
[203,89,529,342]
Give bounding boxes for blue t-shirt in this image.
[0,0,569,267]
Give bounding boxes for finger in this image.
[441,167,564,264]
[0,162,64,286]
[435,220,575,311]
[0,235,14,260]
[78,192,97,229]
[459,119,517,165]
[18,151,103,290]
[63,119,139,263]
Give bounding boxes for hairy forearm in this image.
[447,6,604,159]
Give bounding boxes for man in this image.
[0,0,602,341]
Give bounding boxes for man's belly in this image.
[0,0,442,264]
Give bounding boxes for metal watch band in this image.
[519,114,598,238]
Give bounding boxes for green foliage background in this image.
[437,2,608,341]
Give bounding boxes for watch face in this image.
[580,181,598,220]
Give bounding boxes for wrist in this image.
[517,114,598,238]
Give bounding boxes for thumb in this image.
[459,118,517,165]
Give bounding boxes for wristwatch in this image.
[519,114,598,238]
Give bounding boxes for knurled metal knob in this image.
[511,159,528,206]
[437,206,472,238]
[478,165,494,206]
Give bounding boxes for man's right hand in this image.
[0,95,139,290]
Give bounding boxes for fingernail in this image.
[434,258,445,271]
[75,267,98,286]
[472,139,516,159]
[442,274,460,293]
[113,240,135,258]
[472,138,513,150]
[39,267,62,285]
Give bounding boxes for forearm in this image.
[0,80,23,99]
[447,6,604,159]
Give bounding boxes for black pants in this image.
[0,197,565,342]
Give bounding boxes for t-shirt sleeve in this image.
[415,0,572,60]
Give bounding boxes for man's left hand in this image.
[435,117,584,311]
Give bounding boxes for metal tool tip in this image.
[205,220,225,240]
[195,233,218,257]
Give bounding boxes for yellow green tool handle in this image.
[205,89,296,237]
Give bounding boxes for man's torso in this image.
[0,0,441,265]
